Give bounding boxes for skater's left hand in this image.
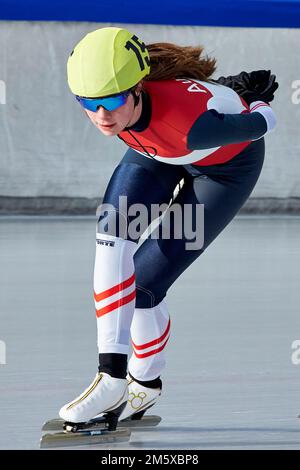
[215,70,279,105]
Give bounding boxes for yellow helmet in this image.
[67,27,151,98]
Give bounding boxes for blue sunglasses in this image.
[75,89,132,112]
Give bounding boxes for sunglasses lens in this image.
[102,94,128,111]
[76,92,130,112]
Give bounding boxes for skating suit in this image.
[117,77,267,167]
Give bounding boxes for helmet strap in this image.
[131,90,141,108]
[123,89,142,129]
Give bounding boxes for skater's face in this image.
[82,82,143,136]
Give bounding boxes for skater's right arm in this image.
[187,101,277,150]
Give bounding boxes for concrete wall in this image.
[0,21,299,212]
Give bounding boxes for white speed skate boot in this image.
[59,372,128,431]
[119,374,162,421]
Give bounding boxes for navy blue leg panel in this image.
[97,147,191,242]
[134,139,265,308]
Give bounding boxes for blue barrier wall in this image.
[1,0,300,28]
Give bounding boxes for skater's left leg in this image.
[128,139,265,389]
[119,299,169,420]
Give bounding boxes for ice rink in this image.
[0,215,300,450]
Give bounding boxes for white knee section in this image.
[128,299,171,381]
[94,232,137,355]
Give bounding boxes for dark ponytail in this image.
[144,42,217,83]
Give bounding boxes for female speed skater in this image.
[58,27,278,430]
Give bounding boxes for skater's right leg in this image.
[59,230,137,425]
[59,149,189,425]
[95,150,189,382]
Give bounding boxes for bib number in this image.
[125,35,150,72]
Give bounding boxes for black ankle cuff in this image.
[129,372,162,389]
[98,353,127,379]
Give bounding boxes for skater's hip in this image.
[183,138,265,181]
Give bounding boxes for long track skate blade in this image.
[42,418,67,431]
[40,428,130,448]
[42,415,161,432]
[123,415,161,427]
